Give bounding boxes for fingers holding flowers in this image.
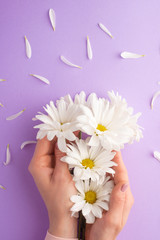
[31,91,141,239]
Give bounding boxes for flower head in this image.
[70,177,114,224]
[77,91,143,151]
[61,138,117,182]
[34,98,81,152]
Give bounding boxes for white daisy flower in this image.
[70,177,114,224]
[61,138,117,182]
[107,91,143,143]
[34,98,81,152]
[77,91,143,151]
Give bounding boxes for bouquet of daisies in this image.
[34,91,142,238]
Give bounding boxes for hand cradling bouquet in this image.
[33,91,142,231]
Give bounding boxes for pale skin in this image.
[28,136,134,240]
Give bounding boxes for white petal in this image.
[74,167,83,178]
[63,131,76,141]
[74,91,86,104]
[88,135,99,146]
[4,144,11,166]
[90,171,99,182]
[91,204,102,218]
[75,180,85,196]
[32,111,43,122]
[84,179,90,192]
[21,141,37,150]
[60,56,82,69]
[98,195,110,202]
[58,136,67,152]
[0,79,6,82]
[70,200,85,212]
[47,131,57,141]
[70,195,84,203]
[87,36,93,60]
[96,201,109,211]
[32,117,37,121]
[37,130,47,139]
[121,51,145,59]
[80,168,92,180]
[98,23,113,38]
[30,74,50,85]
[153,151,160,161]
[49,9,56,31]
[151,91,160,109]
[61,156,81,166]
[97,189,110,198]
[71,211,79,218]
[24,36,32,59]
[0,185,5,190]
[104,168,115,175]
[76,139,89,159]
[85,212,95,224]
[35,115,53,125]
[82,203,92,216]
[6,108,26,120]
[44,104,58,122]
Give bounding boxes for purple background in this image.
[0,0,160,239]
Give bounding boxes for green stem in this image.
[82,215,86,240]
[78,131,85,239]
[78,211,83,240]
[79,131,82,139]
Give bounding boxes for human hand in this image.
[85,152,134,240]
[28,136,78,238]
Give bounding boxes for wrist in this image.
[48,216,77,238]
[88,229,117,240]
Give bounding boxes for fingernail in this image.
[121,183,129,192]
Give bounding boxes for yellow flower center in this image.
[81,158,94,169]
[96,124,107,132]
[85,191,97,204]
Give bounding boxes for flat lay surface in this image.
[0,0,160,239]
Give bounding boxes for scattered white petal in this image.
[4,144,11,166]
[0,79,6,82]
[121,52,145,59]
[24,36,32,59]
[49,9,56,31]
[87,36,93,60]
[153,151,160,161]
[158,81,160,85]
[151,91,160,109]
[0,185,5,190]
[98,23,113,39]
[32,117,37,121]
[21,141,37,150]
[6,108,26,120]
[30,74,50,85]
[60,56,82,69]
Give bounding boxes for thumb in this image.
[107,182,129,222]
[54,142,69,174]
